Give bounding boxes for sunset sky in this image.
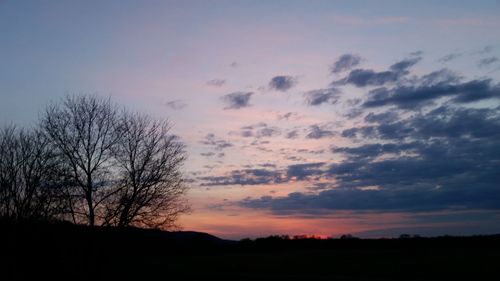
[1,0,500,239]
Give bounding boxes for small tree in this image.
[104,111,189,228]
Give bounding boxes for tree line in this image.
[0,95,189,229]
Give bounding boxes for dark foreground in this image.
[1,220,500,280]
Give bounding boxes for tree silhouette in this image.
[41,95,120,226]
[103,111,189,228]
[0,126,63,220]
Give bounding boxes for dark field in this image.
[2,219,499,281]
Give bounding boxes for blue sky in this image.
[1,0,500,238]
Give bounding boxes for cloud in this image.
[478,56,499,68]
[207,79,226,87]
[198,162,328,186]
[475,45,494,55]
[333,56,421,87]
[259,163,277,168]
[277,112,302,121]
[221,92,253,109]
[438,53,461,63]
[304,88,341,106]
[230,62,239,68]
[200,152,225,158]
[344,106,500,140]
[202,52,500,219]
[269,76,297,92]
[389,56,421,72]
[364,111,399,124]
[239,103,500,214]
[256,127,281,138]
[333,69,401,87]
[199,168,283,186]
[286,162,325,180]
[200,133,233,150]
[286,130,299,139]
[240,183,500,213]
[331,54,362,74]
[295,148,326,155]
[306,125,336,139]
[235,122,281,138]
[165,99,187,110]
[363,77,500,109]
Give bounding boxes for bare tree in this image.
[2,94,189,229]
[41,95,120,226]
[0,126,62,220]
[104,112,189,229]
[0,126,17,218]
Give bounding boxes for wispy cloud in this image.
[165,99,187,110]
[331,54,363,74]
[207,79,226,87]
[478,56,499,68]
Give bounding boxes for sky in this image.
[1,0,500,239]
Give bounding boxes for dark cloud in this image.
[296,148,326,155]
[333,69,401,87]
[345,106,500,140]
[306,125,336,139]
[333,56,421,87]
[419,68,462,86]
[341,126,376,138]
[165,99,187,110]
[199,162,327,186]
[200,133,233,150]
[331,54,362,74]
[241,122,267,130]
[364,111,399,123]
[199,169,283,186]
[241,184,500,214]
[256,127,281,138]
[239,130,253,137]
[344,108,364,119]
[286,130,299,139]
[240,104,500,214]
[478,56,499,68]
[269,76,297,92]
[287,162,325,180]
[207,79,226,87]
[230,62,239,68]
[221,92,253,109]
[363,76,500,109]
[304,88,341,106]
[389,56,421,72]
[236,123,281,138]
